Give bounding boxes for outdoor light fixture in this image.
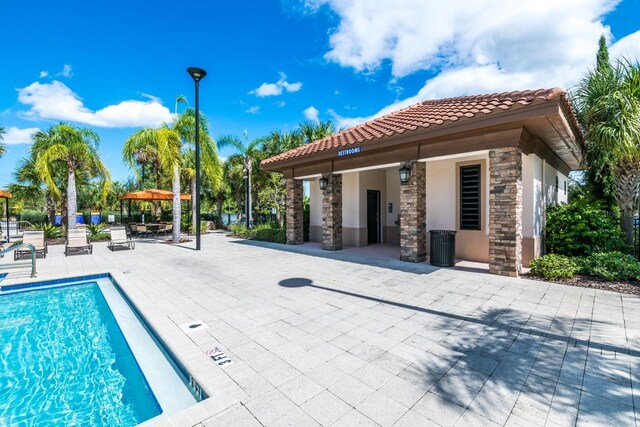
[399,163,412,185]
[187,67,207,81]
[187,67,207,250]
[319,176,329,190]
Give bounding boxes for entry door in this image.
[367,190,381,244]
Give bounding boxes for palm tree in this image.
[217,131,265,227]
[574,49,640,244]
[33,123,111,230]
[124,127,182,241]
[10,155,48,216]
[299,120,336,144]
[0,126,6,158]
[173,107,223,231]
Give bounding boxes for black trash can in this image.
[429,230,457,267]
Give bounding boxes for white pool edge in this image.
[97,278,197,422]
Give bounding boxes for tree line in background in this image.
[2,36,638,257]
[2,97,334,240]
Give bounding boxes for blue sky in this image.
[1,0,639,188]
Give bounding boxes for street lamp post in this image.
[244,169,250,228]
[187,67,207,251]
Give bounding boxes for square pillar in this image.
[489,147,523,277]
[322,174,342,250]
[400,162,426,262]
[285,178,303,245]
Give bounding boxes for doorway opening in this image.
[367,190,381,244]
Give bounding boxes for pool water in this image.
[0,282,161,426]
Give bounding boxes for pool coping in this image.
[1,271,248,426]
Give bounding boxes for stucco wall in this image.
[424,153,490,263]
[544,163,569,206]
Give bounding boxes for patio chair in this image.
[107,226,135,251]
[65,229,92,256]
[15,230,48,260]
[130,222,138,236]
[137,224,154,238]
[161,223,173,237]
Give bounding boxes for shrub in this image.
[229,223,251,238]
[33,223,62,240]
[86,223,109,241]
[529,254,581,280]
[582,252,640,282]
[252,224,286,243]
[545,199,628,256]
[229,223,285,243]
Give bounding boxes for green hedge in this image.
[530,252,640,282]
[530,254,581,280]
[229,223,285,244]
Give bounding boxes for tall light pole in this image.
[187,67,207,251]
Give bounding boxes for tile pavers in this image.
[2,234,639,426]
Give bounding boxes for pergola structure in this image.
[0,190,12,242]
[118,189,190,223]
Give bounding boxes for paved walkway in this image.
[2,233,639,426]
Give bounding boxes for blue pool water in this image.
[0,282,161,426]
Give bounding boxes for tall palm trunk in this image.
[172,164,181,241]
[614,160,640,245]
[190,177,196,233]
[67,167,77,230]
[215,196,224,229]
[46,194,56,224]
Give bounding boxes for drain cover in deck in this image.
[179,320,210,334]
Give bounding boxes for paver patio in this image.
[2,232,639,426]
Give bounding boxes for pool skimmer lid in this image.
[179,320,210,334]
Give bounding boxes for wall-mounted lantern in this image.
[399,164,412,186]
[319,176,329,190]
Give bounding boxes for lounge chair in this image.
[108,226,135,251]
[65,229,92,256]
[15,231,47,260]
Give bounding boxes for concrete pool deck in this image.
[1,232,639,426]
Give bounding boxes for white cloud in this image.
[2,126,40,145]
[250,72,302,97]
[245,105,261,114]
[39,71,49,78]
[17,80,174,128]
[309,0,634,127]
[57,64,73,78]
[610,30,640,62]
[303,106,320,122]
[311,0,617,80]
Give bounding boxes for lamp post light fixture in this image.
[187,67,207,251]
[319,175,329,191]
[399,163,412,186]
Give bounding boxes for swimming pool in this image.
[0,277,196,426]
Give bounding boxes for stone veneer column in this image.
[489,147,523,277]
[400,161,427,262]
[285,178,303,245]
[322,174,343,250]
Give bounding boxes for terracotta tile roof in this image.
[262,88,568,166]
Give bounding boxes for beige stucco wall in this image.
[307,150,562,265]
[522,154,544,266]
[424,153,490,263]
[385,169,401,244]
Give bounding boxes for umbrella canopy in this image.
[118,189,190,201]
[0,190,12,199]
